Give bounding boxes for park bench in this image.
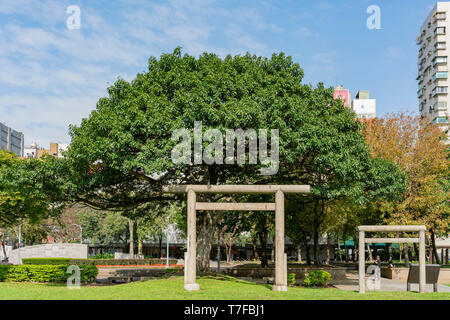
[407,264,440,292]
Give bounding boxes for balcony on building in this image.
[435,42,447,50]
[435,12,447,20]
[432,71,448,81]
[432,116,449,124]
[416,36,423,45]
[432,56,448,66]
[417,74,424,84]
[434,27,446,37]
[432,86,448,96]
[417,88,424,98]
[433,101,448,111]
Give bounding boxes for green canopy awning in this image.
[339,241,399,248]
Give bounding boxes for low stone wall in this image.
[7,244,88,265]
[114,252,144,260]
[381,267,450,284]
[224,267,347,281]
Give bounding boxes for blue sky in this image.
[0,0,440,146]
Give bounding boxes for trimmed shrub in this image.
[0,264,98,283]
[303,270,331,287]
[70,258,178,266]
[78,265,98,283]
[88,253,114,259]
[287,273,296,286]
[0,265,11,281]
[22,258,73,265]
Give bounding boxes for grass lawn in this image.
[0,276,448,300]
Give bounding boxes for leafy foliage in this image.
[303,270,331,287]
[0,264,98,283]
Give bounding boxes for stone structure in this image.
[163,185,310,292]
[358,225,427,294]
[7,243,88,264]
[114,252,144,259]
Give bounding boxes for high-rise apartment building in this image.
[416,2,450,131]
[0,122,24,157]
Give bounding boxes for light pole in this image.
[72,224,82,244]
[18,224,22,265]
[166,225,171,268]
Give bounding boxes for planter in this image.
[381,267,450,284]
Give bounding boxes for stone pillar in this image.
[273,190,287,291]
[419,229,426,293]
[184,189,199,291]
[359,231,365,294]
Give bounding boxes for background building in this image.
[416,2,450,133]
[0,122,24,157]
[24,142,69,159]
[333,85,351,108]
[352,90,377,119]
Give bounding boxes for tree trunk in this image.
[259,232,269,268]
[158,235,162,258]
[430,230,441,264]
[305,243,311,265]
[344,239,348,262]
[197,212,215,271]
[387,243,393,263]
[326,235,330,264]
[252,239,258,260]
[227,245,232,263]
[367,244,373,262]
[404,244,410,267]
[413,243,419,262]
[427,236,433,263]
[128,219,134,259]
[337,234,342,261]
[137,236,143,256]
[313,231,321,266]
[296,244,302,262]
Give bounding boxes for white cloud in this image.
[0,0,280,146]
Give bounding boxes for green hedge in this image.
[303,270,332,287]
[0,265,98,283]
[22,258,73,265]
[69,258,178,266]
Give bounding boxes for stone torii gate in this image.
[358,225,427,294]
[163,185,310,291]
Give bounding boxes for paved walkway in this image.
[331,271,450,293]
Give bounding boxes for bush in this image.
[0,264,98,283]
[78,265,98,283]
[303,270,331,287]
[0,265,11,281]
[287,273,296,286]
[22,258,73,265]
[70,258,178,266]
[89,253,114,259]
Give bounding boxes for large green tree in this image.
[61,48,403,269]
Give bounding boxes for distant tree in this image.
[101,212,129,249]
[78,210,107,245]
[363,113,450,263]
